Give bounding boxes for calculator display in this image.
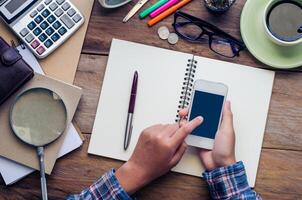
[6,0,27,14]
[0,0,36,23]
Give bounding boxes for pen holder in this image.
[204,0,236,13]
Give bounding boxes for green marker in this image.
[139,0,169,19]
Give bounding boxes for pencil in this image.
[147,0,192,27]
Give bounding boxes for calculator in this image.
[0,0,84,59]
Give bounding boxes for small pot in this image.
[204,0,236,13]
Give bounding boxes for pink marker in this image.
[150,0,180,18]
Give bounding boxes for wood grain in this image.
[83,0,301,71]
[73,54,302,151]
[1,135,301,200]
[1,0,302,199]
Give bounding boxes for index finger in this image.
[171,116,203,146]
[178,108,189,119]
[178,108,189,127]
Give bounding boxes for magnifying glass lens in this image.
[10,88,67,147]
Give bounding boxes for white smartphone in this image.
[185,79,228,149]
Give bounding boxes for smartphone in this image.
[185,79,228,149]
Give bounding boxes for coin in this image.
[168,33,179,45]
[158,26,170,40]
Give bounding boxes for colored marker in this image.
[147,0,192,27]
[150,0,179,18]
[139,0,169,19]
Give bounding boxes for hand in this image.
[116,113,203,194]
[199,101,236,171]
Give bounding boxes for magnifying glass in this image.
[10,88,67,200]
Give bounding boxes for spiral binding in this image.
[175,57,197,122]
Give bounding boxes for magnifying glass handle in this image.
[37,146,48,200]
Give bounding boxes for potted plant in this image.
[204,0,236,13]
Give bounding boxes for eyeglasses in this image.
[173,11,246,58]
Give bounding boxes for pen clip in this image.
[10,39,26,50]
[18,38,26,49]
[10,40,16,49]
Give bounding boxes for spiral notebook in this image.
[88,39,275,187]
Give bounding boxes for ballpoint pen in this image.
[123,0,149,23]
[124,71,138,150]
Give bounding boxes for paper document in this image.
[0,46,83,185]
[88,39,275,187]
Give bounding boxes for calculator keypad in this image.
[40,21,49,30]
[61,14,74,29]
[20,28,29,37]
[56,0,65,5]
[33,27,42,36]
[16,0,84,57]
[58,27,67,35]
[39,33,47,42]
[62,2,70,11]
[45,0,52,5]
[30,10,38,18]
[42,9,50,18]
[31,40,40,49]
[27,21,36,30]
[25,34,34,43]
[49,2,58,11]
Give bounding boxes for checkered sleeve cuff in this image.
[68,169,132,200]
[89,169,132,200]
[202,161,252,199]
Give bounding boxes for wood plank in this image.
[73,54,107,132]
[73,54,302,150]
[1,134,301,199]
[1,1,301,199]
[256,149,302,199]
[83,0,302,71]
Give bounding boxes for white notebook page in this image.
[88,39,275,187]
[88,39,191,160]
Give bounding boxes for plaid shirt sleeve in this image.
[67,169,132,200]
[202,161,262,200]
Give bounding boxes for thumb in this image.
[220,101,234,132]
[199,150,216,171]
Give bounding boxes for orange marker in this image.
[147,0,192,27]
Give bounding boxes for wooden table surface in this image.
[1,0,302,199]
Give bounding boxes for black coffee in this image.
[267,0,302,42]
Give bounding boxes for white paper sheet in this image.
[88,39,275,187]
[0,46,83,185]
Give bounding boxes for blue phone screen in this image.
[189,90,224,139]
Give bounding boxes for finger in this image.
[178,108,189,128]
[220,101,234,131]
[178,108,189,118]
[178,118,187,128]
[163,124,179,137]
[199,150,216,171]
[169,142,187,167]
[171,116,203,146]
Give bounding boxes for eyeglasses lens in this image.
[175,16,203,40]
[210,35,238,58]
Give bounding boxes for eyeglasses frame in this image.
[173,11,246,58]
